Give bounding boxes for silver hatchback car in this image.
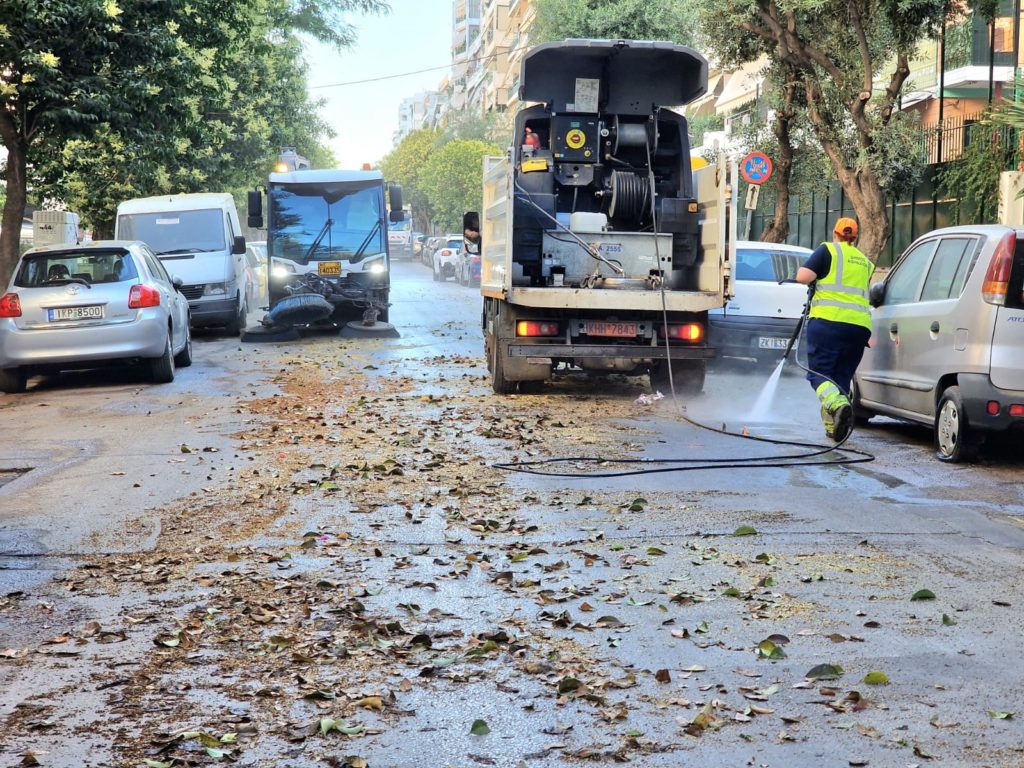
[0,240,192,393]
[854,225,1024,462]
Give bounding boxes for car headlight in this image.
[362,257,387,274]
[271,260,295,279]
[204,282,227,296]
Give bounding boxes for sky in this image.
[304,0,454,169]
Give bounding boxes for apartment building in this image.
[450,0,482,113]
[393,90,449,145]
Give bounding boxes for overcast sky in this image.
[305,0,453,169]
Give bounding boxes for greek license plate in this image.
[585,321,638,337]
[48,305,104,321]
[318,261,341,276]
[758,336,789,349]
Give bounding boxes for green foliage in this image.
[378,129,443,227]
[687,114,724,148]
[939,115,1012,224]
[532,0,696,45]
[421,139,503,231]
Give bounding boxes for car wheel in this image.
[226,295,247,337]
[851,378,874,426]
[150,331,176,383]
[0,366,27,394]
[490,330,516,394]
[934,385,981,463]
[174,323,193,368]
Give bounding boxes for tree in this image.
[532,0,696,45]
[700,0,944,258]
[421,139,502,232]
[378,129,442,230]
[0,1,181,286]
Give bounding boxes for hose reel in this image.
[608,170,650,225]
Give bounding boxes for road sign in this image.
[740,152,773,185]
[744,183,761,211]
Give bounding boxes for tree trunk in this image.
[0,129,28,290]
[844,168,889,262]
[760,78,797,243]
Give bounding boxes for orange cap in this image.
[834,217,858,237]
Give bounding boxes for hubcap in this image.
[937,399,960,457]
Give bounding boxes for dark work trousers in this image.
[805,318,871,396]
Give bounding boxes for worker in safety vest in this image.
[795,217,874,442]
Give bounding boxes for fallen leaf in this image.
[733,525,758,537]
[911,589,936,601]
[863,671,889,686]
[470,719,490,736]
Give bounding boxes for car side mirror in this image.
[247,190,264,229]
[869,281,886,307]
[171,275,184,290]
[232,235,246,255]
[388,184,404,222]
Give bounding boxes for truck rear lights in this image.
[987,400,1001,416]
[128,284,161,308]
[1010,404,1024,417]
[659,323,704,342]
[0,293,21,318]
[516,320,560,337]
[982,231,1016,305]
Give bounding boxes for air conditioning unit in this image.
[32,210,80,246]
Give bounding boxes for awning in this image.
[715,59,766,113]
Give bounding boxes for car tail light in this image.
[1010,404,1024,417]
[516,320,560,337]
[981,231,1016,304]
[0,293,21,318]
[987,400,1001,415]
[659,323,704,342]
[128,284,161,308]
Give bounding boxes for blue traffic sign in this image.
[740,152,773,185]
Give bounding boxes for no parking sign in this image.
[740,152,773,185]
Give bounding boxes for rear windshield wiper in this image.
[42,277,92,288]
[155,247,218,255]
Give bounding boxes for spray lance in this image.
[779,279,815,364]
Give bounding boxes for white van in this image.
[115,193,249,334]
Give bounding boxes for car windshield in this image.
[14,249,139,287]
[736,248,805,282]
[269,181,384,264]
[117,208,226,255]
[446,239,462,249]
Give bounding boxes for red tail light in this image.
[0,293,21,318]
[440,248,453,257]
[659,323,704,342]
[982,231,1016,305]
[1010,404,1024,417]
[128,284,160,308]
[516,320,560,337]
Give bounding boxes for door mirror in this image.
[171,275,184,290]
[232,235,246,255]
[247,189,264,229]
[388,184,403,221]
[869,281,886,307]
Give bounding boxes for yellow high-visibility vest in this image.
[809,241,873,330]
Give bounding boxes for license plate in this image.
[585,321,638,337]
[318,261,341,276]
[758,336,789,349]
[48,305,104,321]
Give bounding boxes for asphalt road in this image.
[1,260,1023,767]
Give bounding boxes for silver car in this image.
[0,240,192,393]
[854,225,1024,462]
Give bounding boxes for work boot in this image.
[832,403,853,443]
[820,406,835,439]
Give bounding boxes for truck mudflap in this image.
[508,343,714,359]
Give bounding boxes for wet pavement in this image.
[1,262,1023,767]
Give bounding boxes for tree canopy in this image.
[532,0,696,45]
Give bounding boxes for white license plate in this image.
[48,305,104,321]
[758,336,789,349]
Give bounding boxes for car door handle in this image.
[930,321,940,333]
[889,323,898,334]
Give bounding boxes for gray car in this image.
[853,225,1024,462]
[0,240,192,393]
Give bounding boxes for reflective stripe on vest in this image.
[809,241,873,330]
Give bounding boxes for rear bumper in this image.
[708,314,800,358]
[188,296,236,326]
[957,373,1024,432]
[0,313,167,368]
[509,342,715,360]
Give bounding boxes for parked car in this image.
[707,241,812,363]
[422,236,444,267]
[853,225,1024,462]
[457,239,482,286]
[245,240,268,308]
[0,240,192,393]
[432,236,463,282]
[412,233,425,260]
